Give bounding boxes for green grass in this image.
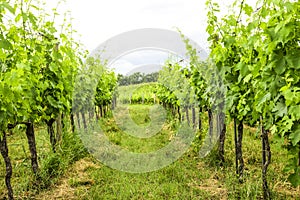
[1,104,300,199]
[100,104,174,153]
[0,124,88,199]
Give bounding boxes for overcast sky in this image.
[46,0,258,74]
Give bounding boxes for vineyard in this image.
[0,0,300,199]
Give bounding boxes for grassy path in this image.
[1,104,300,199]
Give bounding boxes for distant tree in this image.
[118,72,159,86]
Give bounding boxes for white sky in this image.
[47,0,259,51]
[45,0,258,74]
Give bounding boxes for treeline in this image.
[117,72,158,86]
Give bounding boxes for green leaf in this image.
[274,56,286,75]
[236,62,249,77]
[243,4,253,16]
[272,101,287,117]
[282,87,300,106]
[285,49,300,69]
[243,74,252,83]
[15,13,22,22]
[257,92,271,107]
[288,172,300,187]
[28,12,37,25]
[0,38,12,50]
[1,2,15,14]
[22,13,28,22]
[289,124,300,146]
[270,124,278,134]
[277,24,293,44]
[49,63,58,73]
[47,95,59,108]
[289,105,300,120]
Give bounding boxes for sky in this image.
[46,0,258,74]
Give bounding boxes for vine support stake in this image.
[218,112,226,165]
[25,122,39,174]
[237,120,244,181]
[0,131,14,200]
[260,116,271,199]
[234,118,238,175]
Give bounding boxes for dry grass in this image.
[192,175,228,199]
[34,157,99,200]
